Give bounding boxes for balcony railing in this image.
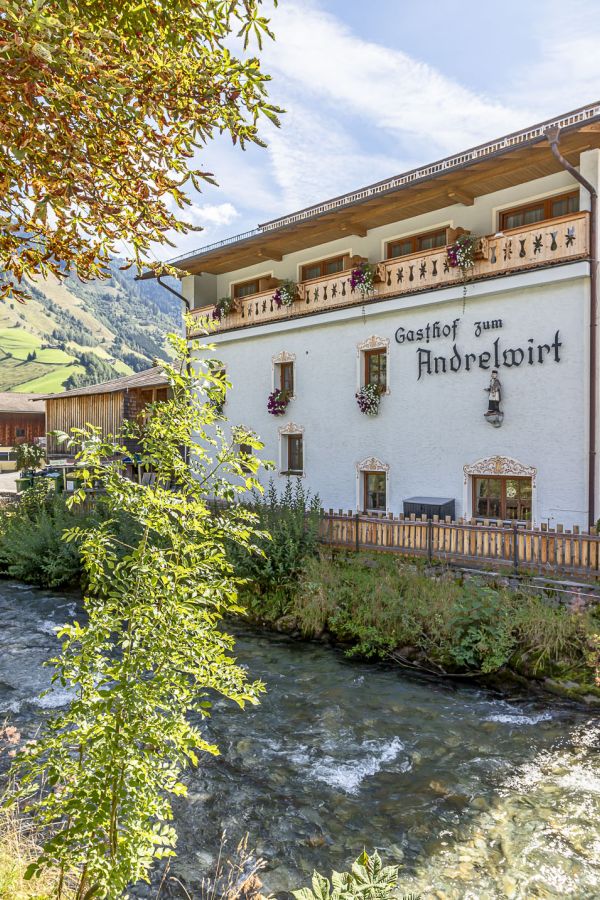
[188,212,589,336]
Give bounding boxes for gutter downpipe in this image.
[545,127,598,529]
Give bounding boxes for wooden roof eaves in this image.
[175,112,600,276]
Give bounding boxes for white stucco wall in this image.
[193,263,591,528]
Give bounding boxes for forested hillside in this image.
[0,262,182,392]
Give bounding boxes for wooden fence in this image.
[318,510,600,578]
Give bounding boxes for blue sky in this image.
[152,0,600,261]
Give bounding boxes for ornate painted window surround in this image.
[356,335,390,395]
[272,350,296,400]
[356,455,390,513]
[463,455,538,523]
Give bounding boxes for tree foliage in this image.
[9,330,269,897]
[0,0,280,300]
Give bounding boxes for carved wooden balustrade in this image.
[187,212,589,336]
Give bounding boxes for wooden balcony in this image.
[187,212,589,336]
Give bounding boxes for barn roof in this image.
[0,392,46,414]
[40,367,168,400]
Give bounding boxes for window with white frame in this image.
[356,456,389,513]
[357,336,390,394]
[272,351,296,400]
[279,423,304,476]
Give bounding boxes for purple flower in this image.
[267,388,290,416]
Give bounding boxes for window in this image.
[386,228,447,259]
[473,476,532,521]
[364,348,387,392]
[282,433,303,475]
[499,191,579,231]
[364,471,386,512]
[233,278,260,299]
[238,442,253,474]
[301,255,345,281]
[276,361,294,396]
[15,428,25,438]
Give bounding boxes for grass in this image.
[34,348,74,364]
[0,328,39,360]
[0,359,59,392]
[0,807,74,900]
[13,365,84,393]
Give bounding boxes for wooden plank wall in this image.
[319,510,600,578]
[46,392,125,455]
[0,412,45,447]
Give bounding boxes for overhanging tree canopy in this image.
[0,0,280,300]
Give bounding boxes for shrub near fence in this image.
[319,510,600,578]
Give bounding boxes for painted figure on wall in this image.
[484,369,503,427]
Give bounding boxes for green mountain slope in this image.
[0,262,182,393]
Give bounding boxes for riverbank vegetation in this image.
[232,492,600,701]
[0,483,94,588]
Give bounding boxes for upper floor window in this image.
[386,228,447,260]
[499,191,579,231]
[357,337,389,396]
[277,361,294,396]
[233,278,260,299]
[301,254,345,281]
[364,348,387,392]
[272,351,296,401]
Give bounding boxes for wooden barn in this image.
[43,368,169,458]
[0,393,46,470]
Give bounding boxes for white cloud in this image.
[185,201,239,227]
[264,2,527,154]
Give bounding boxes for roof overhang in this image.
[155,101,600,278]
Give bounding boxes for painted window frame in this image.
[463,456,537,525]
[356,337,390,396]
[272,351,296,401]
[356,456,390,514]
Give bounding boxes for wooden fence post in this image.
[513,521,519,576]
[355,512,360,553]
[427,518,433,564]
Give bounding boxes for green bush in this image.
[0,482,91,587]
[232,478,321,620]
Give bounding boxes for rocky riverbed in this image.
[1,580,599,899]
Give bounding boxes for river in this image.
[0,580,599,899]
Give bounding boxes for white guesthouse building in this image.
[176,102,600,529]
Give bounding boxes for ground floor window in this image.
[282,433,303,475]
[364,471,386,512]
[473,476,532,521]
